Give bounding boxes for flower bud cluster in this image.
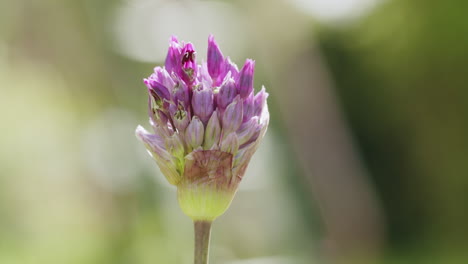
[136,35,269,220]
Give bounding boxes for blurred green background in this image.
[1,0,468,263]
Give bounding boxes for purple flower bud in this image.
[185,116,204,150]
[198,62,213,89]
[222,96,243,135]
[220,132,239,155]
[152,109,175,137]
[207,35,224,80]
[171,103,190,133]
[154,67,175,92]
[181,43,197,84]
[237,59,255,98]
[217,78,237,110]
[204,111,221,149]
[156,109,169,126]
[165,36,181,74]
[223,57,239,80]
[144,79,171,102]
[237,116,261,146]
[253,86,268,117]
[172,78,190,108]
[242,92,255,122]
[192,87,214,124]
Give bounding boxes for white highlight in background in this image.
[290,0,383,23]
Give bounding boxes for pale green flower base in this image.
[177,184,237,221]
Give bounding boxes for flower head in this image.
[136,35,269,221]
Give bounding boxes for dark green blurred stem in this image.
[194,221,212,264]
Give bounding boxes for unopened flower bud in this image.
[217,78,237,110]
[171,103,190,133]
[220,132,239,155]
[165,36,181,74]
[223,57,239,80]
[204,111,221,149]
[237,59,255,98]
[222,96,243,135]
[237,117,260,146]
[192,87,214,124]
[172,79,190,108]
[207,34,224,80]
[243,92,255,122]
[253,86,268,116]
[145,79,171,102]
[185,116,204,150]
[154,67,175,92]
[181,43,197,84]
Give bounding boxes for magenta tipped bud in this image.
[165,36,181,74]
[192,87,214,124]
[204,111,221,149]
[217,78,237,110]
[222,96,243,135]
[185,116,204,150]
[237,59,255,98]
[207,35,224,80]
[181,43,197,84]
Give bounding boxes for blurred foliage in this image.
[317,0,468,257]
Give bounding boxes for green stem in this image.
[193,220,212,264]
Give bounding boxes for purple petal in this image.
[192,87,214,124]
[154,67,175,92]
[185,116,205,150]
[253,86,269,117]
[165,36,181,74]
[237,116,261,146]
[204,111,221,149]
[217,78,237,110]
[171,103,190,133]
[222,57,239,81]
[237,59,255,98]
[207,35,224,80]
[242,92,255,122]
[180,42,197,84]
[197,62,213,89]
[144,78,171,101]
[172,78,190,108]
[222,95,243,135]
